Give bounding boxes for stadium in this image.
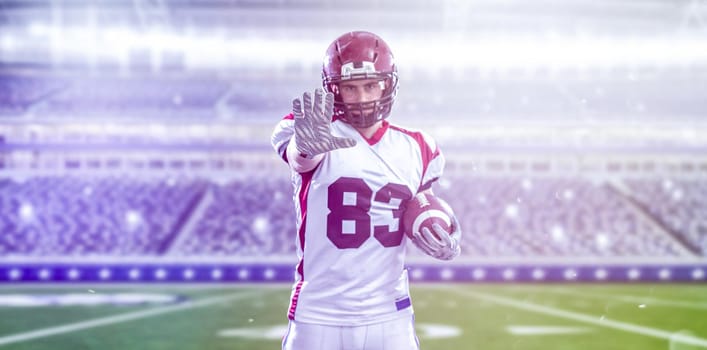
[1,0,706,349]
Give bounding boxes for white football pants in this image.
[282,315,420,350]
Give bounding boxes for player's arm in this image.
[287,88,356,173]
[286,135,324,173]
[410,191,462,260]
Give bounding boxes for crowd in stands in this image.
[624,179,707,255]
[432,176,688,258]
[170,178,295,256]
[0,175,703,259]
[0,176,207,256]
[0,75,66,116]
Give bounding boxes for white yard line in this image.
[543,287,707,311]
[0,290,263,347]
[444,287,707,348]
[506,325,591,335]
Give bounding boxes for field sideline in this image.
[0,283,705,350]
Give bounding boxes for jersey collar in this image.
[357,120,389,146]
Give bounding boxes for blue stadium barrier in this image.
[1,263,705,283]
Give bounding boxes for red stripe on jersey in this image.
[287,279,304,320]
[277,114,295,163]
[359,120,390,145]
[288,166,315,321]
[282,111,312,321]
[388,124,439,184]
[296,258,304,280]
[281,142,289,164]
[298,168,316,254]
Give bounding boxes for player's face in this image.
[338,79,385,105]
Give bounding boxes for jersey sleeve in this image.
[418,130,445,192]
[271,113,295,163]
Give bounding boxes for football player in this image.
[271,31,462,350]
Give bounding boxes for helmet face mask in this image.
[322,31,399,129]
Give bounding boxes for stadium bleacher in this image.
[0,176,208,256]
[0,74,67,117]
[623,179,707,255]
[170,178,295,256]
[0,174,702,260]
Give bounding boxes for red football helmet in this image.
[322,31,399,128]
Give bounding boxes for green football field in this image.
[0,283,706,350]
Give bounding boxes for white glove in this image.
[292,88,356,158]
[410,199,462,260]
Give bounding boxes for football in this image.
[402,192,453,240]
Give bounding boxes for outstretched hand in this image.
[293,88,356,158]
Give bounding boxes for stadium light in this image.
[0,34,16,52]
[594,268,608,280]
[99,268,112,280]
[562,189,575,201]
[595,234,609,250]
[502,268,516,281]
[440,268,454,280]
[531,268,546,280]
[504,204,519,218]
[22,24,707,71]
[521,179,533,190]
[396,36,707,70]
[100,27,136,65]
[154,268,167,280]
[252,216,270,235]
[38,268,51,280]
[662,179,675,191]
[67,268,81,280]
[472,268,486,280]
[19,203,34,222]
[551,226,565,242]
[6,24,707,71]
[564,268,578,281]
[671,189,684,201]
[125,210,142,230]
[8,269,22,281]
[658,268,672,281]
[28,22,49,36]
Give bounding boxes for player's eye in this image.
[368,81,386,91]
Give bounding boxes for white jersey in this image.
[271,115,445,326]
